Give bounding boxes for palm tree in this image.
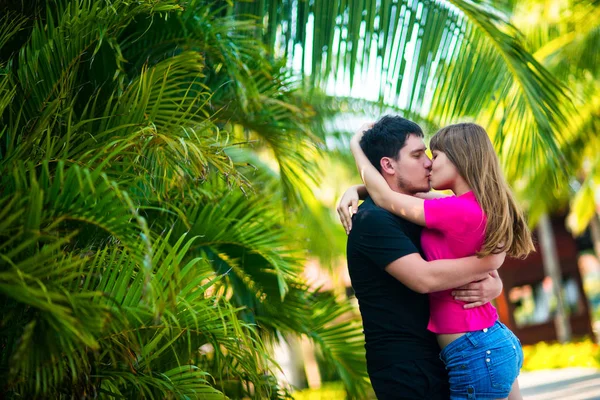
[235,0,600,231]
[504,0,600,232]
[0,1,369,398]
[503,0,600,342]
[232,0,575,184]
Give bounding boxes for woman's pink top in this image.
[421,191,498,334]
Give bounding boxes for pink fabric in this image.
[422,192,498,334]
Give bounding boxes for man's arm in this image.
[384,253,505,294]
[452,270,503,309]
[351,208,504,295]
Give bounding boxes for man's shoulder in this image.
[355,201,398,222]
[352,200,410,233]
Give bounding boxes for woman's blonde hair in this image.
[430,123,535,258]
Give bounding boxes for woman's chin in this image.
[430,182,446,191]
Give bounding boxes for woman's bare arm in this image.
[350,132,426,226]
[414,191,450,200]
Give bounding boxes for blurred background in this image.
[1,0,599,398]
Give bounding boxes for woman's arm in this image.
[336,184,368,234]
[350,131,426,226]
[414,191,450,200]
[336,185,446,233]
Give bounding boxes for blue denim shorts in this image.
[439,321,523,399]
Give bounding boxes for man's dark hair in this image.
[360,115,424,173]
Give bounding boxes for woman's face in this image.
[430,150,460,191]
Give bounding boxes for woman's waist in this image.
[427,298,498,333]
[436,332,466,350]
[433,315,498,349]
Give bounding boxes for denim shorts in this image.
[439,321,524,399]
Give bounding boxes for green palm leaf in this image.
[173,190,302,302]
[235,0,573,183]
[1,1,373,398]
[88,233,278,398]
[13,0,180,121]
[503,2,600,227]
[116,2,325,206]
[265,285,370,398]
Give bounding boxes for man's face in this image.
[390,135,432,194]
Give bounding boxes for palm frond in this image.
[517,80,600,227]
[1,161,150,263]
[173,190,303,302]
[235,0,573,183]
[0,12,28,63]
[97,367,227,400]
[307,292,369,399]
[12,0,180,121]
[514,0,600,78]
[95,233,279,399]
[116,3,325,206]
[254,284,370,398]
[97,51,209,134]
[1,1,374,398]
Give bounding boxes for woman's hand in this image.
[351,122,374,144]
[337,186,361,234]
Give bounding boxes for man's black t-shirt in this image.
[347,197,441,369]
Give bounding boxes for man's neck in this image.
[386,180,418,196]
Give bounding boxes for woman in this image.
[340,122,534,400]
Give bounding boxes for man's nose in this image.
[424,156,432,169]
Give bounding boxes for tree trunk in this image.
[589,213,600,259]
[537,213,572,343]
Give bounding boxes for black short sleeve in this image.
[349,206,419,270]
[345,198,439,364]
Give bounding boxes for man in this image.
[337,116,504,399]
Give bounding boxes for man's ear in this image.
[380,157,395,175]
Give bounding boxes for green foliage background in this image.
[2,0,600,398]
[0,1,367,398]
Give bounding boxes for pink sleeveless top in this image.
[421,192,498,334]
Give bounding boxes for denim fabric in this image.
[439,321,523,399]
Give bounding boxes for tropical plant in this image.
[233,0,600,252]
[504,0,600,233]
[232,0,575,185]
[0,1,369,398]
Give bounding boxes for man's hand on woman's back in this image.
[452,270,503,309]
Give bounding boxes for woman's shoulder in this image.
[424,192,480,213]
[460,191,484,212]
[457,192,486,227]
[424,192,485,232]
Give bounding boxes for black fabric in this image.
[368,358,450,400]
[347,197,442,366]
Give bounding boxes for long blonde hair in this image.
[429,123,535,258]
